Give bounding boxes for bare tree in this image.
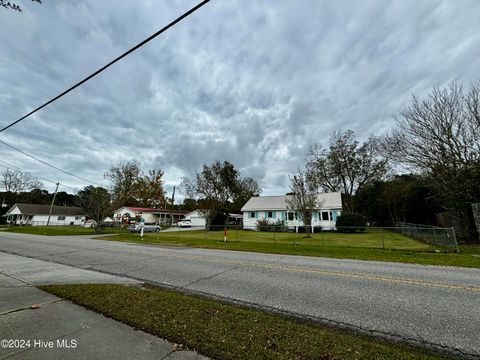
[1,0,41,12]
[1,169,43,192]
[391,82,480,176]
[286,170,320,237]
[307,130,389,212]
[391,81,480,238]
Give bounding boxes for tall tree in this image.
[231,177,262,213]
[1,169,43,192]
[54,191,77,207]
[104,160,142,208]
[286,170,320,237]
[307,130,389,213]
[105,160,167,209]
[181,198,199,211]
[391,81,480,239]
[355,175,440,226]
[183,161,261,225]
[134,169,165,208]
[77,186,111,233]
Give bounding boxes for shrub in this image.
[256,219,289,232]
[336,213,367,233]
[209,210,229,229]
[255,218,272,231]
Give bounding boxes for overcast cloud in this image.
[1,0,479,200]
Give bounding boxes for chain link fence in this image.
[4,222,128,234]
[160,224,459,252]
[395,222,458,251]
[6,221,458,252]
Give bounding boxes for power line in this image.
[0,163,59,188]
[0,161,79,191]
[0,0,210,133]
[0,159,57,184]
[0,139,103,186]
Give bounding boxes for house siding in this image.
[6,205,85,226]
[185,210,206,227]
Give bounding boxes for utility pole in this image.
[170,185,175,225]
[46,182,59,226]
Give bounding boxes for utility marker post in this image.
[224,227,227,242]
[380,227,385,249]
[139,218,145,238]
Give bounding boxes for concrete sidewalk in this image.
[0,252,207,360]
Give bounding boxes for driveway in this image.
[0,232,479,358]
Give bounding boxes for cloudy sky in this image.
[1,0,479,200]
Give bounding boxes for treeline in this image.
[0,159,262,230]
[289,81,480,241]
[0,189,76,210]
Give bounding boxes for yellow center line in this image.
[123,248,480,293]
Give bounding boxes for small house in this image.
[184,210,244,227]
[241,192,342,230]
[6,203,86,226]
[112,206,188,226]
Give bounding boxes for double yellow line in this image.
[125,248,480,293]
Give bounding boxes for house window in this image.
[321,211,332,221]
[57,216,66,221]
[250,211,255,218]
[267,211,273,218]
[288,212,295,221]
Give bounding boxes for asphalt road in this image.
[1,232,479,358]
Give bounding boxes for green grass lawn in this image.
[3,225,127,236]
[98,229,480,268]
[178,228,433,250]
[41,284,450,360]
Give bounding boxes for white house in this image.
[6,203,86,226]
[184,209,206,227]
[241,192,343,230]
[113,206,188,226]
[184,210,244,227]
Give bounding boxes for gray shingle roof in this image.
[241,192,342,211]
[8,203,86,216]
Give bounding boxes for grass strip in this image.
[40,284,451,360]
[4,225,126,236]
[98,233,480,269]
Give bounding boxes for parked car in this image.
[177,219,192,228]
[127,222,161,233]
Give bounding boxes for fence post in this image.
[451,226,459,253]
[380,227,385,249]
[432,228,438,246]
[321,227,324,246]
[273,226,276,244]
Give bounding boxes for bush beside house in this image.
[336,213,367,233]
